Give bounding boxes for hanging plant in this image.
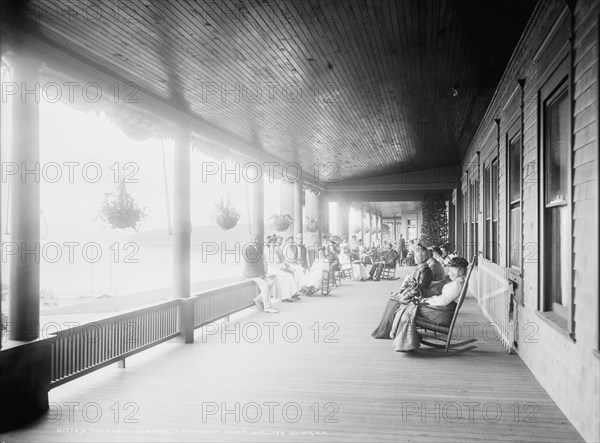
[97,181,148,231]
[213,196,241,230]
[351,222,362,234]
[304,215,320,233]
[382,224,390,235]
[268,213,293,232]
[364,226,371,234]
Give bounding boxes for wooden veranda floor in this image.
[4,270,583,442]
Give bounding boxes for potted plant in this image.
[268,213,293,232]
[98,181,148,231]
[304,215,320,233]
[213,196,241,230]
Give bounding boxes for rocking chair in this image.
[415,257,477,353]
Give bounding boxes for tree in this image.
[420,193,448,247]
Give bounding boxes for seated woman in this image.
[282,235,307,289]
[325,241,341,272]
[371,244,433,339]
[338,247,353,277]
[351,253,368,282]
[415,256,469,327]
[390,257,469,351]
[266,235,300,302]
[294,247,329,296]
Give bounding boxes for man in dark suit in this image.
[243,233,278,313]
[366,243,399,281]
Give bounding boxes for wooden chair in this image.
[380,262,397,280]
[320,265,341,296]
[340,264,353,280]
[415,257,477,353]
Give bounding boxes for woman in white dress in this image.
[266,236,299,302]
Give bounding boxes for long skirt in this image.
[415,302,457,327]
[391,303,421,351]
[371,299,401,339]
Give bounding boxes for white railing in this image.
[46,280,259,388]
[477,259,513,352]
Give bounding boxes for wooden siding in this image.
[458,1,600,441]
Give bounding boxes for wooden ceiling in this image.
[2,0,537,183]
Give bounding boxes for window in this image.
[508,125,522,268]
[462,190,468,257]
[407,218,417,241]
[468,179,479,260]
[540,57,572,330]
[483,159,499,263]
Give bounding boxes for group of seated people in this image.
[371,242,467,352]
[242,230,464,335]
[242,232,337,312]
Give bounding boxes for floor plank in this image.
[4,270,584,442]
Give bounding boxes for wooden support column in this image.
[360,207,365,243]
[337,199,350,240]
[5,53,43,341]
[249,175,265,247]
[320,195,330,239]
[280,181,294,238]
[368,211,372,246]
[173,127,193,343]
[304,189,319,265]
[0,52,53,433]
[293,180,303,241]
[304,189,319,249]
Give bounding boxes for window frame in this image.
[483,153,499,264]
[538,55,573,335]
[506,117,523,271]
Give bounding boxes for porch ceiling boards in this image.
[1,0,537,181]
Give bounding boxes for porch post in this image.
[280,181,294,238]
[360,207,364,243]
[304,188,319,265]
[0,52,52,433]
[293,180,303,241]
[249,174,265,247]
[320,194,329,239]
[173,127,193,343]
[368,210,372,246]
[336,199,350,240]
[4,53,43,341]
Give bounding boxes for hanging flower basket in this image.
[213,196,241,230]
[364,226,371,234]
[97,181,148,231]
[268,213,293,232]
[304,215,320,233]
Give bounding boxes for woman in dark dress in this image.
[371,244,433,339]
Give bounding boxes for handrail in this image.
[45,280,260,388]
